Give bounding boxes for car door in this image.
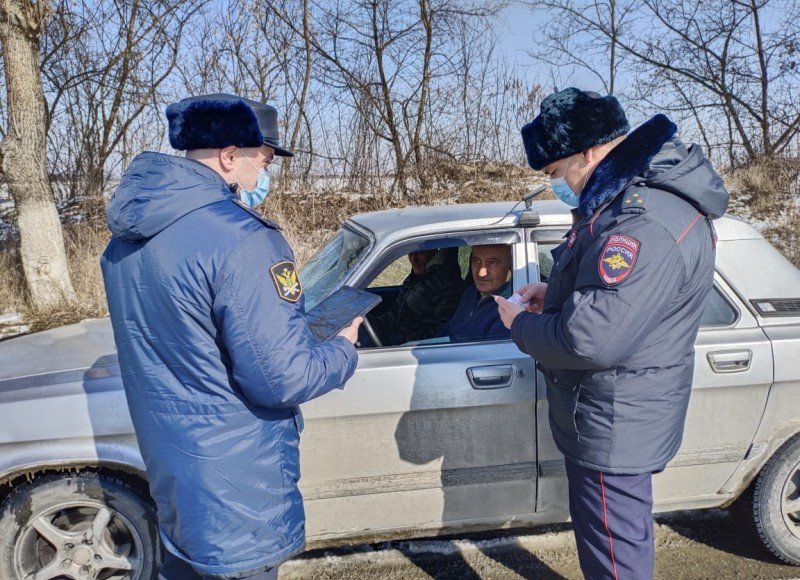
[652,275,773,506]
[298,229,539,542]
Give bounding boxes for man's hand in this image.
[517,282,548,314]
[337,316,363,344]
[494,296,525,329]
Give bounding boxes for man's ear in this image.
[219,146,238,171]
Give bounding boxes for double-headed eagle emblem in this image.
[603,252,631,271]
[270,261,303,303]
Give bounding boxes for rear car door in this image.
[530,230,774,516]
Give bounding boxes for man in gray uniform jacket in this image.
[496,88,729,579]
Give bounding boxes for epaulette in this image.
[231,198,282,230]
[620,184,648,214]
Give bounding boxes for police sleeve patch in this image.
[598,234,640,285]
[270,261,303,302]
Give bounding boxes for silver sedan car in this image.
[1,200,799,579]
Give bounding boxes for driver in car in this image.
[436,244,513,342]
[368,248,464,345]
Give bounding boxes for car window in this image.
[360,237,520,348]
[300,227,370,310]
[536,242,559,282]
[700,286,738,327]
[369,256,409,288]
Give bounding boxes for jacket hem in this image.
[159,529,305,577]
[556,441,673,475]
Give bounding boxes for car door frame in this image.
[297,225,543,542]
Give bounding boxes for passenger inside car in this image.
[435,244,513,342]
[367,248,464,346]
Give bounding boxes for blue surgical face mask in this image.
[233,150,271,208]
[550,177,580,207]
[240,169,270,208]
[549,155,581,208]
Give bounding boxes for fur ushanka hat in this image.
[166,93,294,157]
[521,88,629,170]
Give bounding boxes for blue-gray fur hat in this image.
[521,88,629,170]
[166,93,294,157]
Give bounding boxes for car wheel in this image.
[753,436,800,565]
[0,472,159,579]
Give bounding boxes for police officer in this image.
[496,88,729,579]
[101,94,361,579]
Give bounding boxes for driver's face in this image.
[471,245,511,295]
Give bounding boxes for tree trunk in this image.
[281,0,313,187]
[1,0,77,310]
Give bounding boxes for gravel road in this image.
[279,509,800,579]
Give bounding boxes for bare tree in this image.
[528,0,800,164]
[0,0,77,309]
[42,0,208,203]
[528,0,633,95]
[266,0,506,197]
[176,0,315,186]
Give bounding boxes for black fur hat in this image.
[521,88,629,170]
[166,93,294,156]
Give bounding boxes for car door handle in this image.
[707,349,752,373]
[467,365,515,389]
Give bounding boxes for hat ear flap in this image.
[167,99,263,150]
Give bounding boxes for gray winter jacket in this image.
[511,114,729,474]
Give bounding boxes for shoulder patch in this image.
[598,234,640,285]
[270,261,303,302]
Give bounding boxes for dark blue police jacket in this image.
[101,153,357,576]
[437,281,511,342]
[511,115,729,474]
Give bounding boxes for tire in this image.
[753,436,800,566]
[0,471,159,579]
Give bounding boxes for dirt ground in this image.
[279,509,800,579]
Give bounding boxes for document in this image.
[305,286,382,341]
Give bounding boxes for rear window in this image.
[700,287,738,327]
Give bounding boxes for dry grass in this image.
[724,156,800,267]
[4,154,798,334]
[0,242,26,315]
[0,222,111,333]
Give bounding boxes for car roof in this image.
[347,199,762,242]
[348,200,571,240]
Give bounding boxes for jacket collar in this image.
[578,114,677,218]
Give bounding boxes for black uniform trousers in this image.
[158,552,278,580]
[566,459,654,580]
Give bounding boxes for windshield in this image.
[300,226,370,310]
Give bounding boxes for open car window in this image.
[359,233,522,349]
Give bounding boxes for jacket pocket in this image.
[538,363,583,391]
[291,406,304,433]
[541,365,585,438]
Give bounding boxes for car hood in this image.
[0,318,117,388]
